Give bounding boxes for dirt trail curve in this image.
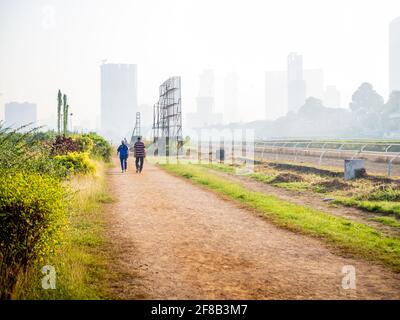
[104,157,400,299]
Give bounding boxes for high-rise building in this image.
[186,69,222,129]
[390,17,400,94]
[100,63,138,141]
[265,67,322,119]
[224,72,239,124]
[265,70,287,120]
[265,53,327,118]
[198,69,215,101]
[4,101,37,129]
[304,69,324,100]
[324,85,341,108]
[287,52,306,113]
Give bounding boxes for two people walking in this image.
[117,137,146,173]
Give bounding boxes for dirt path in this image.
[104,157,400,299]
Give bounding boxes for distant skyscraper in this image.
[304,69,324,100]
[198,69,215,101]
[196,69,215,116]
[4,101,37,129]
[100,63,138,141]
[224,72,239,124]
[324,85,341,108]
[186,69,222,129]
[266,53,324,117]
[265,70,287,120]
[390,17,400,93]
[287,53,306,113]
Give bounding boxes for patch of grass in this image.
[312,178,351,193]
[96,192,115,204]
[247,172,275,183]
[202,161,400,220]
[335,197,400,217]
[273,182,310,191]
[269,172,303,184]
[199,163,236,174]
[16,161,112,299]
[358,186,400,202]
[161,163,400,272]
[372,216,400,228]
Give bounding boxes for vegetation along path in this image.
[104,156,400,299]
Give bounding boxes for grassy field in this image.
[15,162,114,299]
[160,163,400,272]
[201,161,400,220]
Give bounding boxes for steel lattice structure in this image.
[152,76,183,156]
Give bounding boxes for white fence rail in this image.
[187,140,400,177]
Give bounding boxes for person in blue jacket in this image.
[117,140,129,173]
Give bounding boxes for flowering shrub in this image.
[55,152,96,176]
[0,170,68,299]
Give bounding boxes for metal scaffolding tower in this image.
[152,76,183,157]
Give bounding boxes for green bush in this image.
[74,135,94,154]
[0,124,68,178]
[0,170,68,299]
[55,152,96,176]
[82,133,112,162]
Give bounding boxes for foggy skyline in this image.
[4,101,37,129]
[100,63,138,140]
[0,0,399,130]
[390,16,400,93]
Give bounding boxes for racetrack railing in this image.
[185,140,400,178]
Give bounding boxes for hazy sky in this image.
[0,0,399,129]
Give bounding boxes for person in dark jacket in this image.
[117,140,129,173]
[133,136,146,173]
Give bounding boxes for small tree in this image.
[350,82,384,114]
[298,97,325,118]
[350,83,384,134]
[382,91,400,133]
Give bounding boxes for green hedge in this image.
[81,133,112,162]
[73,135,94,154]
[0,170,68,299]
[0,125,111,299]
[55,152,96,176]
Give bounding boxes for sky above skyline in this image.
[0,0,399,130]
